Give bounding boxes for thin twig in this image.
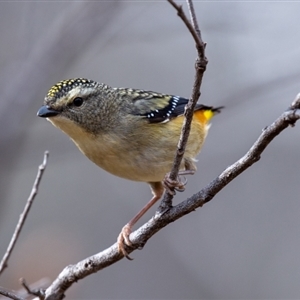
[161,0,207,209]
[0,278,50,300]
[167,0,204,54]
[41,96,300,300]
[186,0,202,46]
[20,278,44,299]
[0,151,49,276]
[0,286,23,300]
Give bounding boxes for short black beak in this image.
[37,105,60,118]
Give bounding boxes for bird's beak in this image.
[37,105,60,118]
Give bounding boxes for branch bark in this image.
[162,0,208,209]
[0,152,49,276]
[0,286,23,300]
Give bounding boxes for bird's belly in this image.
[50,117,171,182]
[78,137,173,182]
[99,158,170,182]
[71,127,206,183]
[52,115,207,183]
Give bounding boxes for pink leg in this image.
[117,182,164,259]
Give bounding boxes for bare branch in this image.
[0,286,23,300]
[186,0,202,44]
[0,278,50,300]
[161,0,208,209]
[41,96,300,300]
[0,151,49,276]
[167,0,204,55]
[20,278,44,300]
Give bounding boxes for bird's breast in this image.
[47,114,209,183]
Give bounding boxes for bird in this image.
[37,78,223,259]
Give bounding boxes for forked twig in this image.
[162,0,208,208]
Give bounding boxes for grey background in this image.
[0,1,300,299]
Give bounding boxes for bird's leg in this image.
[117,182,164,259]
[163,158,196,195]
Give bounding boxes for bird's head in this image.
[37,78,115,135]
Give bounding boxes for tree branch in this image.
[162,0,208,209]
[39,95,300,300]
[0,151,49,276]
[20,278,44,300]
[0,286,23,300]
[167,0,204,54]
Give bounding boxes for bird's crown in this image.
[46,78,97,100]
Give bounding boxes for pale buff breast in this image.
[47,115,209,183]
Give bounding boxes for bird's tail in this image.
[194,105,224,122]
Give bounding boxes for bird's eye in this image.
[73,97,83,107]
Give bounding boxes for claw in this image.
[174,176,187,192]
[163,168,195,195]
[163,174,187,195]
[117,225,133,260]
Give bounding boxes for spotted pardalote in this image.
[37,78,223,258]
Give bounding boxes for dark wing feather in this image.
[115,87,219,124]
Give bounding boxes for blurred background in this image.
[0,1,300,299]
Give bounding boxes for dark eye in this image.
[73,97,83,107]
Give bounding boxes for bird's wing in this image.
[115,87,215,124]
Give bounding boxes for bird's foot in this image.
[163,174,186,195]
[117,224,134,260]
[163,170,195,195]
